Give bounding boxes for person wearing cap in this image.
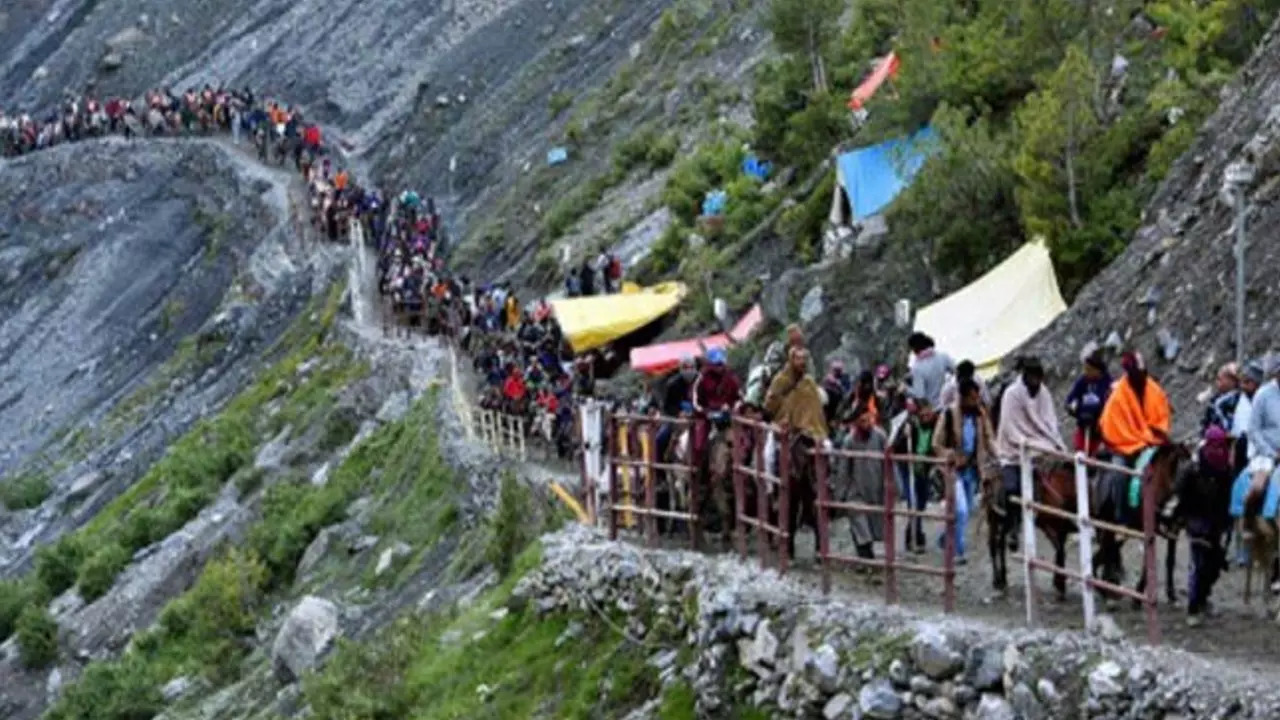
[1227,360,1265,566]
[1245,357,1280,507]
[692,347,741,484]
[1098,351,1172,513]
[1202,362,1242,436]
[1064,352,1112,457]
[821,360,851,428]
[994,357,1066,512]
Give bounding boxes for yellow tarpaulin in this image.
[551,282,687,354]
[913,239,1066,379]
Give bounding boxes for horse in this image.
[785,432,820,561]
[1092,443,1189,602]
[1241,472,1280,613]
[987,443,1186,603]
[987,458,1078,598]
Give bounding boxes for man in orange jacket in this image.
[1099,351,1172,517]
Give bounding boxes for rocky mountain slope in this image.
[1021,20,1280,433]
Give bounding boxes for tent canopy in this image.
[831,126,937,224]
[629,305,764,375]
[848,52,900,110]
[550,282,687,354]
[912,240,1066,378]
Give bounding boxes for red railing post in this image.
[1141,467,1161,645]
[777,426,791,575]
[755,425,769,569]
[732,418,747,559]
[882,450,898,605]
[815,445,832,594]
[607,415,619,541]
[688,419,700,552]
[942,465,956,613]
[578,407,591,524]
[643,422,658,548]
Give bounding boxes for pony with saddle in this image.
[987,442,1186,601]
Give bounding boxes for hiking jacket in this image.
[1065,373,1112,429]
[763,365,828,442]
[694,367,740,413]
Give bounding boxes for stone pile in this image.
[515,524,1280,719]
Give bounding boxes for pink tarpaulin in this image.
[848,52,899,110]
[629,305,764,375]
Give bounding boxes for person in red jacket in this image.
[692,347,741,470]
[502,366,527,413]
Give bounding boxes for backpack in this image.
[608,256,622,280]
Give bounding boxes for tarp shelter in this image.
[830,126,937,225]
[742,154,772,182]
[629,304,765,375]
[551,282,688,354]
[912,239,1066,379]
[848,52,900,110]
[702,189,727,216]
[547,147,568,165]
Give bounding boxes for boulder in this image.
[105,26,146,51]
[374,541,412,576]
[858,678,901,719]
[963,643,1003,691]
[66,471,104,504]
[271,596,339,683]
[975,693,1015,720]
[99,53,123,71]
[911,628,963,680]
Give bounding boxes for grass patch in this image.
[301,543,665,719]
[16,606,59,669]
[548,90,574,118]
[46,389,464,719]
[0,471,52,510]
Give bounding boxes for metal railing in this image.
[731,416,792,573]
[812,446,957,611]
[1014,441,1161,644]
[606,413,700,550]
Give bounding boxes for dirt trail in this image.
[180,133,1280,675]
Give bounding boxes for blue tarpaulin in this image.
[702,189,728,216]
[742,154,772,181]
[836,126,937,221]
[547,147,569,165]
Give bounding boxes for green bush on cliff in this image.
[738,0,1280,293]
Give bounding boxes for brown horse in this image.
[785,433,820,561]
[1241,476,1278,612]
[987,443,1186,602]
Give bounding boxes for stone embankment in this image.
[516,524,1280,720]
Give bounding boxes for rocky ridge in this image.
[515,523,1280,719]
[1022,19,1280,430]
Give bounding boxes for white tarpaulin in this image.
[913,239,1066,378]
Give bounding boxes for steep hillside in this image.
[1021,18,1280,433]
[0,138,340,575]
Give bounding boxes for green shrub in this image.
[548,90,574,117]
[35,535,86,597]
[0,472,52,510]
[156,549,267,681]
[0,579,42,641]
[646,133,680,169]
[44,653,164,720]
[486,472,532,577]
[16,605,58,668]
[77,544,132,602]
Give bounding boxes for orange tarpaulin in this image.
[848,52,900,110]
[629,305,764,375]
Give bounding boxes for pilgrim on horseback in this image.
[990,357,1066,592]
[1242,356,1280,601]
[692,347,741,536]
[934,378,997,565]
[1181,425,1235,626]
[1064,352,1112,457]
[832,401,889,562]
[1228,361,1264,567]
[764,346,829,560]
[1098,351,1172,523]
